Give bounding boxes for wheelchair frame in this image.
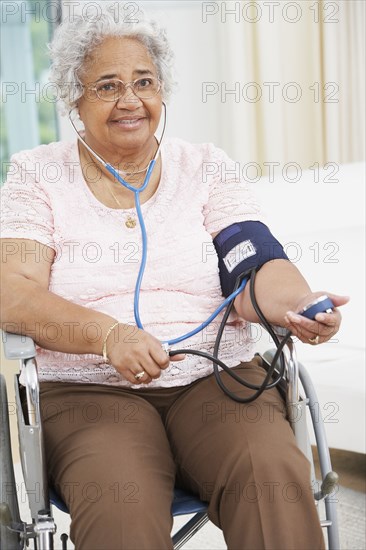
[1,331,340,549]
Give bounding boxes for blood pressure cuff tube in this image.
[213,221,289,297]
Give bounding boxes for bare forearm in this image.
[1,274,117,355]
[1,272,186,384]
[235,260,311,324]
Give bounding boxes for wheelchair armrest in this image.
[4,333,52,521]
[2,332,36,360]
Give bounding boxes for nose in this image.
[116,84,143,109]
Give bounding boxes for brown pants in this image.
[39,357,325,550]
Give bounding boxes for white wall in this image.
[253,162,366,453]
[59,1,223,146]
[59,1,365,168]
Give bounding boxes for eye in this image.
[136,78,153,88]
[96,81,119,93]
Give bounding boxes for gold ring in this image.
[134,371,145,381]
[309,335,320,345]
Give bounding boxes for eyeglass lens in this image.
[95,78,160,101]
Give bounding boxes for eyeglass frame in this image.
[84,76,162,102]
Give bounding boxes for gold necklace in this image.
[83,149,138,228]
[106,185,137,229]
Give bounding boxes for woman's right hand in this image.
[106,324,185,384]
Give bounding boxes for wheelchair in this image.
[1,329,340,550]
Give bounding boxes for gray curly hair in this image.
[48,2,175,113]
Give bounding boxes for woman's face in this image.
[77,36,163,162]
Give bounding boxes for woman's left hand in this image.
[284,292,350,345]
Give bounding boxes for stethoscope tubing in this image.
[69,103,248,347]
[69,102,289,404]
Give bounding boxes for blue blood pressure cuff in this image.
[213,221,289,297]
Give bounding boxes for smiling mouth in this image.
[111,117,145,128]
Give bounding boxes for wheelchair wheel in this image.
[0,374,23,549]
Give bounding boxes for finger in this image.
[284,318,339,344]
[285,312,337,336]
[285,323,324,344]
[149,347,170,370]
[307,336,322,346]
[285,324,319,342]
[130,367,152,385]
[141,354,165,378]
[323,293,350,308]
[289,324,334,341]
[120,368,151,385]
[284,316,335,342]
[170,353,186,361]
[314,309,340,327]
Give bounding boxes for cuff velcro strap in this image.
[213,221,289,297]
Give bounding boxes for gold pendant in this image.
[125,216,137,229]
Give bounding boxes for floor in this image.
[314,449,366,550]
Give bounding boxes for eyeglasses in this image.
[88,77,161,102]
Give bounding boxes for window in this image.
[0,0,60,183]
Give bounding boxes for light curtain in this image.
[216,0,365,171]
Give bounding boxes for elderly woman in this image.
[1,3,348,550]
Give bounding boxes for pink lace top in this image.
[1,138,263,387]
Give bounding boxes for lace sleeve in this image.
[202,144,263,236]
[0,151,55,249]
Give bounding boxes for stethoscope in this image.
[69,104,288,403]
[69,103,247,348]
